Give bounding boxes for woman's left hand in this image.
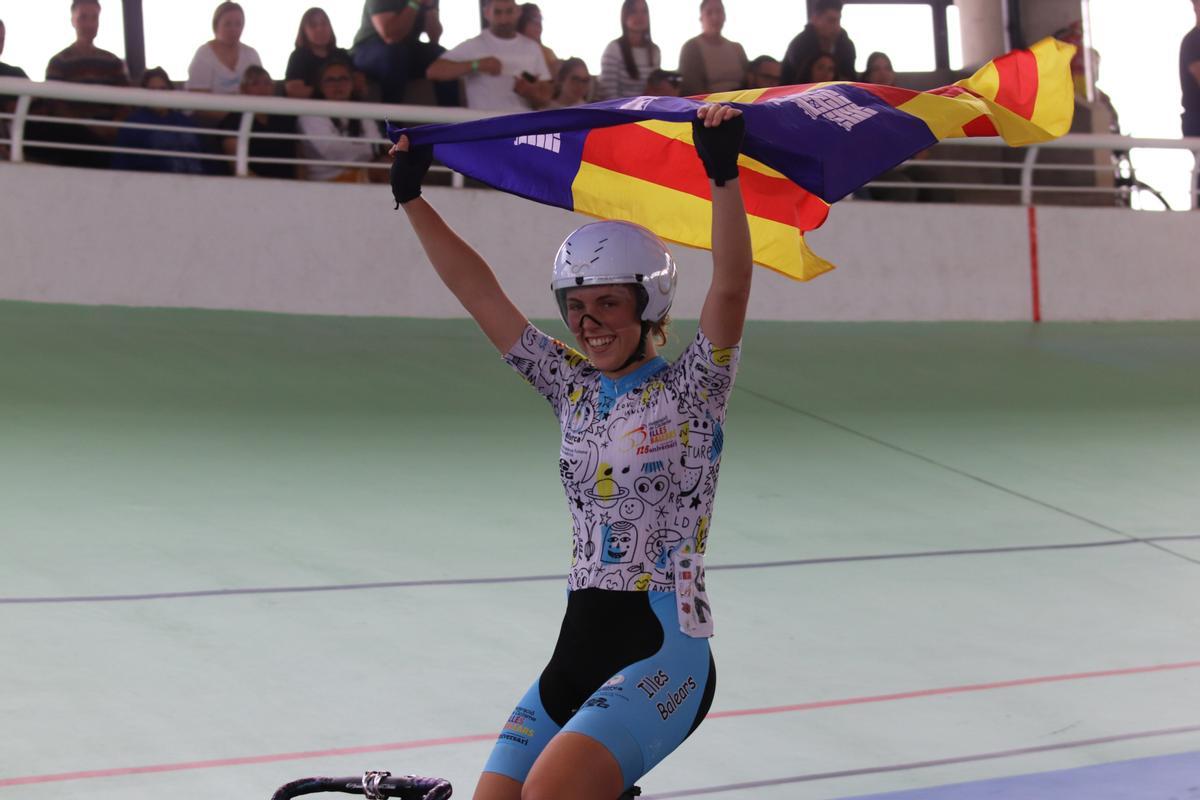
[692,103,745,185]
[695,102,743,128]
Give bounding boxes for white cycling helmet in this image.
[551,220,677,326]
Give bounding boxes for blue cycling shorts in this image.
[482,588,715,790]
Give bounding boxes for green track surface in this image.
[2,301,1198,799]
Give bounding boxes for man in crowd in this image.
[352,0,458,106]
[426,0,551,112]
[31,0,129,168]
[745,54,781,89]
[1183,0,1200,139]
[0,18,29,159]
[1183,0,1200,207]
[0,18,27,80]
[780,0,856,85]
[644,68,681,97]
[45,0,128,86]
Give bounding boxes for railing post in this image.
[10,94,31,163]
[235,111,253,177]
[1019,145,1040,206]
[1191,147,1199,212]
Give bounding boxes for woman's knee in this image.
[522,732,624,800]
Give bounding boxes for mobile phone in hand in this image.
[520,71,536,82]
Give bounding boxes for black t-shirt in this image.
[285,46,354,90]
[1182,26,1200,129]
[0,62,29,108]
[220,112,299,179]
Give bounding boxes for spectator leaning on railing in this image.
[285,8,359,100]
[862,51,896,85]
[744,55,781,89]
[644,68,681,97]
[0,18,28,81]
[113,67,205,175]
[221,65,299,180]
[547,56,591,108]
[677,0,748,97]
[597,0,660,100]
[1182,0,1200,138]
[517,4,560,79]
[0,18,28,160]
[352,0,458,107]
[427,0,551,112]
[780,0,856,86]
[298,57,387,183]
[28,0,129,169]
[187,2,262,95]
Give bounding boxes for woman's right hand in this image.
[389,134,433,208]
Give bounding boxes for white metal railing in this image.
[2,76,1198,209]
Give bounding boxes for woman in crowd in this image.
[516,3,559,79]
[298,57,385,183]
[285,7,362,100]
[862,51,897,86]
[597,0,660,100]
[113,67,205,175]
[186,2,262,95]
[677,0,748,96]
[220,65,299,180]
[800,52,840,83]
[547,56,591,108]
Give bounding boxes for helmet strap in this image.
[616,321,652,372]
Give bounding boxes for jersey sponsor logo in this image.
[513,133,562,153]
[500,706,538,745]
[656,675,699,721]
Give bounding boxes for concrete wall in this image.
[1,162,1196,321]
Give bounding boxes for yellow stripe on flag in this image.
[572,161,835,281]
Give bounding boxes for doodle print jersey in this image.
[505,324,740,592]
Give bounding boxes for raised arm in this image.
[389,136,529,354]
[693,104,752,348]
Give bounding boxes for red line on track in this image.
[3,660,1198,788]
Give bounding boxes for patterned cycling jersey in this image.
[505,324,740,592]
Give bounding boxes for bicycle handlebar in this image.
[270,772,452,800]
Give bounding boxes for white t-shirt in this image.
[298,116,381,181]
[186,42,262,94]
[441,30,550,112]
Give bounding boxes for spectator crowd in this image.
[4,0,1190,198]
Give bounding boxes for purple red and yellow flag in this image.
[390,37,1075,281]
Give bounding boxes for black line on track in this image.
[3,535,1196,605]
[639,723,1200,798]
[736,385,1200,569]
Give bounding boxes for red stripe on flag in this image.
[993,50,1039,121]
[859,84,921,108]
[581,124,829,232]
[962,115,999,137]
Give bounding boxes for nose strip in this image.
[576,314,602,331]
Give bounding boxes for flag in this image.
[389,37,1075,281]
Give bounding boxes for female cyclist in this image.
[389,102,751,800]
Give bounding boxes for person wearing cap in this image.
[644,67,681,96]
[677,0,748,96]
[387,101,752,800]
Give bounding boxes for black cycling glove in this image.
[390,143,434,208]
[691,112,745,186]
